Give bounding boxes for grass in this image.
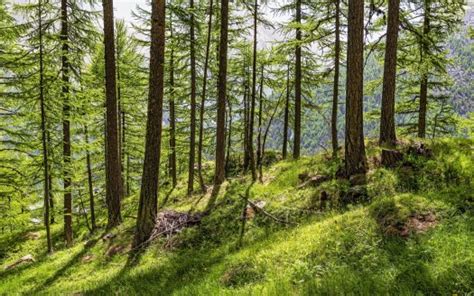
[0,137,473,295]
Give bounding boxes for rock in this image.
[81,254,95,263]
[407,143,433,158]
[24,232,41,240]
[4,254,35,270]
[381,149,404,168]
[245,200,267,219]
[349,174,367,186]
[102,233,116,242]
[298,172,309,182]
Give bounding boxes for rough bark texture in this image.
[214,0,228,186]
[197,0,214,192]
[379,0,400,147]
[38,0,52,253]
[256,64,264,182]
[293,0,302,159]
[103,0,123,229]
[61,0,73,247]
[187,0,197,195]
[248,0,258,180]
[282,63,290,159]
[418,0,430,139]
[331,0,340,157]
[344,0,367,177]
[133,0,166,248]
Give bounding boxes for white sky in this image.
[114,0,146,21]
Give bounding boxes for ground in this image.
[0,137,473,295]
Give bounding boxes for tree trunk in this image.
[84,125,96,232]
[418,0,430,138]
[61,0,73,247]
[133,0,166,248]
[187,0,197,195]
[47,130,54,224]
[38,0,53,253]
[225,99,232,175]
[256,64,264,182]
[344,0,367,177]
[331,0,340,157]
[248,0,258,180]
[294,0,302,159]
[379,0,400,147]
[198,0,214,192]
[213,0,228,187]
[168,13,177,188]
[102,0,122,229]
[282,63,290,159]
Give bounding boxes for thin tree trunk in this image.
[418,0,430,138]
[102,0,123,228]
[213,0,228,187]
[248,0,258,180]
[39,0,52,253]
[294,0,302,159]
[379,0,400,147]
[133,0,166,248]
[225,99,232,175]
[331,0,340,157]
[344,0,367,177]
[243,71,250,171]
[47,130,54,224]
[282,63,290,159]
[187,0,197,195]
[116,38,125,192]
[197,0,214,192]
[168,13,177,188]
[256,64,264,182]
[84,125,96,232]
[61,0,73,247]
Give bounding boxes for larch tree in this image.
[293,0,302,159]
[187,0,197,195]
[102,0,123,228]
[344,0,367,177]
[133,0,166,248]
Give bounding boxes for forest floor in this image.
[0,137,473,295]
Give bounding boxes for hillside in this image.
[0,138,473,295]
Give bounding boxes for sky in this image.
[114,0,146,21]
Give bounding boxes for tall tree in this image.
[293,0,302,159]
[38,0,53,253]
[60,0,73,247]
[187,0,197,195]
[197,0,214,192]
[417,0,430,138]
[344,0,366,177]
[331,0,341,156]
[248,0,258,180]
[168,11,177,188]
[133,0,166,248]
[379,0,400,146]
[102,0,122,228]
[282,62,290,159]
[213,0,229,187]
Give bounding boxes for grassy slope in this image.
[0,138,473,295]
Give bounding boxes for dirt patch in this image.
[385,212,437,238]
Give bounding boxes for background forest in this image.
[0,0,473,294]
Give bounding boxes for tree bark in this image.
[331,0,340,157]
[344,0,367,177]
[103,0,123,229]
[187,0,197,195]
[379,0,400,147]
[418,0,430,138]
[61,0,73,247]
[168,13,177,188]
[197,0,214,192]
[256,64,264,182]
[38,0,53,253]
[294,0,302,159]
[213,0,228,187]
[133,0,166,248]
[84,125,96,232]
[248,0,258,180]
[282,63,290,159]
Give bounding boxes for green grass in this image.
[0,137,473,295]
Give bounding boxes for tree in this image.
[293,0,302,159]
[331,0,341,156]
[102,0,123,228]
[379,0,400,146]
[344,0,366,177]
[187,0,197,195]
[60,0,73,247]
[133,0,166,248]
[213,0,229,187]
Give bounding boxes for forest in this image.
[0,0,473,294]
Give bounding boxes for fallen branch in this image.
[238,194,297,225]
